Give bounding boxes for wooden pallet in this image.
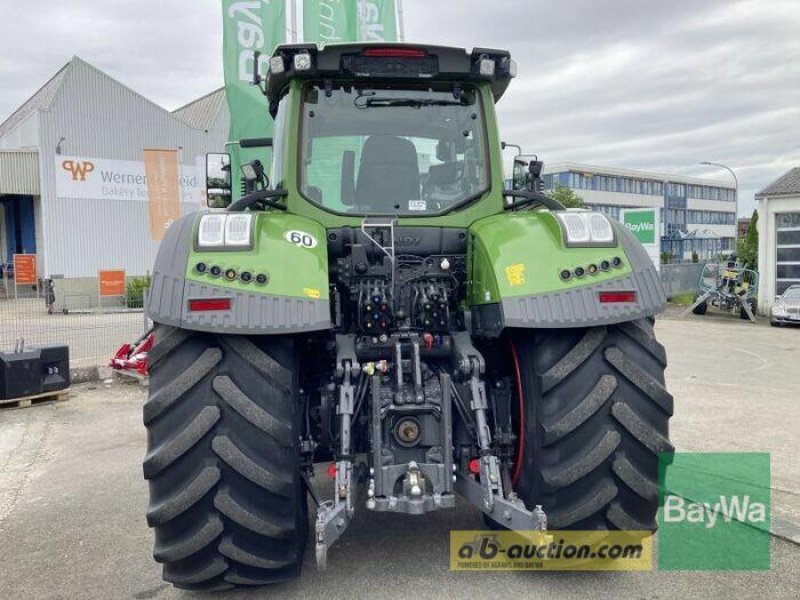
[0,389,70,410]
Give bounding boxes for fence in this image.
[659,263,705,298]
[1,264,707,372]
[0,274,150,370]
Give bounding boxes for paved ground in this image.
[0,311,799,600]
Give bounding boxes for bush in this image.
[691,251,699,263]
[126,274,151,308]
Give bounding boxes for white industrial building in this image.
[543,162,737,259]
[756,167,800,314]
[0,57,229,305]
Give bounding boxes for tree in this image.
[547,185,585,208]
[736,209,759,269]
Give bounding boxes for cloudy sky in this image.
[2,0,799,215]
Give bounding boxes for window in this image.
[299,82,489,215]
[776,212,800,294]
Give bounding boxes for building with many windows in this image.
[542,163,737,260]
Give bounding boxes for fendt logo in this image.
[61,160,95,181]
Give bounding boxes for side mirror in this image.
[512,159,528,191]
[206,153,231,209]
[512,158,545,192]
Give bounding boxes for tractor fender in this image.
[468,211,666,336]
[146,211,331,334]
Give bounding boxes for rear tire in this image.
[510,319,673,531]
[144,324,307,590]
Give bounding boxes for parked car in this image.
[771,285,800,326]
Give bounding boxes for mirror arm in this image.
[503,190,565,212]
[228,189,289,212]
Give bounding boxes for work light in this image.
[197,214,225,247]
[478,57,495,77]
[269,55,285,75]
[240,160,265,182]
[224,214,253,247]
[293,52,312,71]
[197,214,255,249]
[555,212,617,247]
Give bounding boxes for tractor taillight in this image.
[188,298,231,312]
[363,48,426,58]
[468,458,480,475]
[598,291,637,303]
[327,463,337,479]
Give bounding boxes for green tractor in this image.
[143,43,673,589]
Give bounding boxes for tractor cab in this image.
[209,43,517,224]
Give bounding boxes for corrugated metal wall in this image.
[0,151,40,194]
[37,58,213,278]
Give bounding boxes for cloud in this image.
[1,0,798,215]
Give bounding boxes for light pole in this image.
[700,161,738,219]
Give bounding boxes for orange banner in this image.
[13,254,37,285]
[143,149,181,241]
[99,269,126,297]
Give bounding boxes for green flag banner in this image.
[222,0,285,188]
[357,0,398,42]
[304,0,397,44]
[303,0,357,43]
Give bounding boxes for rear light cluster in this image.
[188,298,231,312]
[598,291,637,304]
[363,48,426,58]
[559,256,624,281]
[194,262,268,286]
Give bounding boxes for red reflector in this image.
[599,291,637,303]
[327,463,337,479]
[188,298,231,312]
[363,47,426,58]
[468,458,480,475]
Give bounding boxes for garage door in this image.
[776,212,800,294]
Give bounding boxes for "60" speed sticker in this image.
[284,230,318,249]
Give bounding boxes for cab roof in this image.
[263,43,515,112]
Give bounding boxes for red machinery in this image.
[110,328,154,376]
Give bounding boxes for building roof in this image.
[0,63,69,140]
[173,88,226,131]
[0,56,210,151]
[544,161,736,190]
[756,167,800,197]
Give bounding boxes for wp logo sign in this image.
[61,160,95,181]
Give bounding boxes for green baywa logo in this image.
[625,222,655,234]
[663,494,767,529]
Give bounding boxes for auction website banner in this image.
[55,156,203,204]
[304,0,398,43]
[222,0,285,173]
[143,149,182,241]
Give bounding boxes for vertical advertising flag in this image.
[303,0,357,43]
[222,0,286,183]
[143,149,181,241]
[357,0,398,42]
[304,0,398,44]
